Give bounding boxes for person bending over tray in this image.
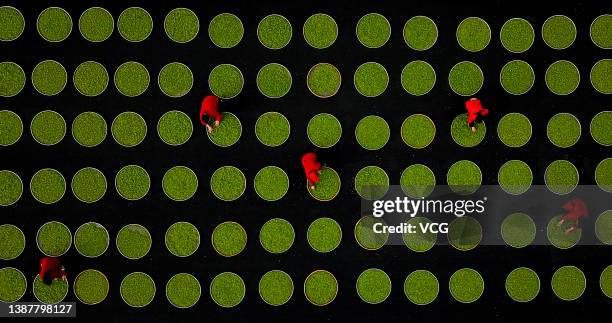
[557,198,589,235]
[39,256,67,285]
[465,97,489,133]
[200,95,223,133]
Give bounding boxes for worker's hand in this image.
[471,126,477,133]
[215,120,220,127]
[317,170,322,175]
[206,124,213,133]
[310,185,316,190]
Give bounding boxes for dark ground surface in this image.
[0,0,611,322]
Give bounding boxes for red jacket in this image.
[39,257,66,280]
[200,95,222,125]
[465,98,489,124]
[561,198,589,225]
[301,153,321,184]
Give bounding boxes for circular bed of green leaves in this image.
[596,159,612,193]
[210,272,245,308]
[547,113,581,148]
[30,168,66,204]
[118,7,152,42]
[590,111,612,146]
[601,265,612,298]
[165,222,200,257]
[501,213,536,248]
[115,165,150,200]
[355,115,390,150]
[0,6,24,41]
[356,268,391,304]
[0,267,26,302]
[304,270,338,306]
[545,160,579,195]
[30,110,66,145]
[259,270,293,306]
[74,269,109,305]
[307,217,342,252]
[157,110,192,146]
[208,13,243,48]
[307,63,341,98]
[497,113,532,148]
[447,216,482,251]
[404,270,438,305]
[354,166,389,200]
[451,113,485,147]
[212,221,247,257]
[255,112,290,147]
[208,64,244,99]
[403,16,438,51]
[307,113,341,148]
[162,166,198,201]
[0,62,25,97]
[114,62,150,97]
[448,61,484,96]
[401,114,436,149]
[260,218,295,254]
[547,214,581,249]
[37,221,71,256]
[303,13,337,49]
[356,13,390,48]
[256,63,292,98]
[500,60,535,95]
[596,210,612,245]
[354,216,388,250]
[307,167,341,201]
[207,112,242,147]
[552,266,585,301]
[74,222,109,257]
[257,14,292,49]
[456,17,491,52]
[401,164,436,199]
[403,217,437,252]
[447,160,482,195]
[32,60,67,96]
[37,7,72,42]
[121,272,156,307]
[73,61,109,97]
[401,61,436,96]
[0,116,18,147]
[116,224,152,259]
[158,62,193,98]
[591,59,612,94]
[79,7,113,42]
[354,62,389,97]
[498,160,533,195]
[506,267,540,302]
[71,167,107,203]
[500,18,535,53]
[0,224,25,260]
[210,166,246,201]
[449,268,484,303]
[545,60,580,95]
[591,15,612,49]
[542,15,576,50]
[166,273,201,308]
[111,111,147,147]
[164,8,199,43]
[0,170,22,206]
[33,274,68,304]
[254,166,289,201]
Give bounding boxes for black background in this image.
[0,0,610,322]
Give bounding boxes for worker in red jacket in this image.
[302,152,322,190]
[39,256,67,285]
[200,95,223,133]
[557,198,589,235]
[465,98,489,133]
